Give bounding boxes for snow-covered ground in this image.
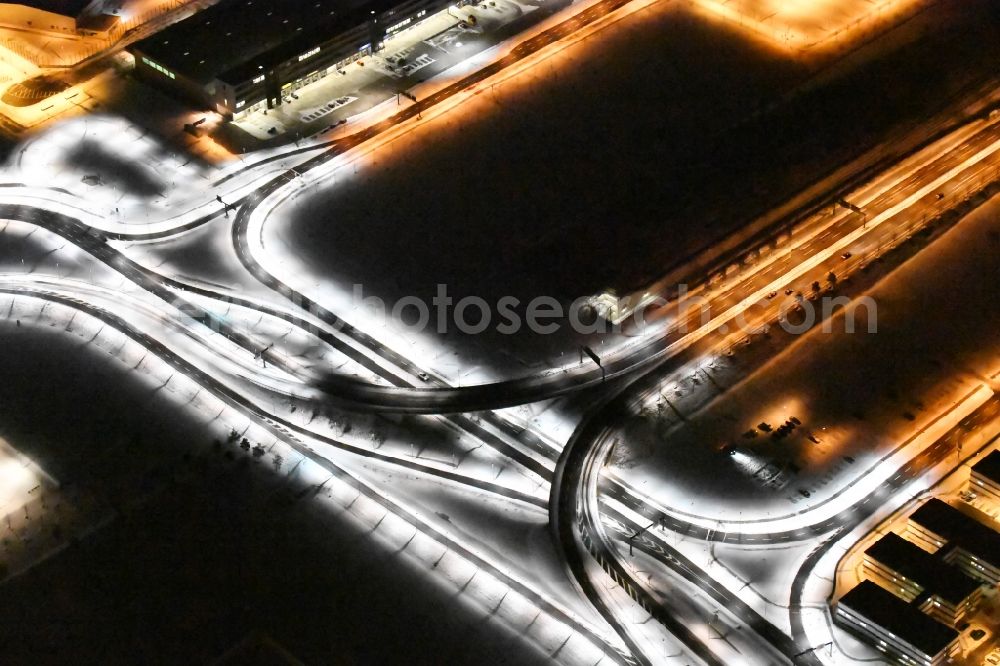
[604,188,1000,664]
[254,0,805,383]
[0,287,622,664]
[0,0,992,663]
[613,193,1000,524]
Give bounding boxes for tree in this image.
[827,272,838,288]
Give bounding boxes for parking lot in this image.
[229,0,544,145]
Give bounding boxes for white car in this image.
[985,649,1000,666]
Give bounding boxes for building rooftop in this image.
[838,581,959,657]
[865,532,980,605]
[131,0,398,85]
[909,499,1000,565]
[972,450,1000,485]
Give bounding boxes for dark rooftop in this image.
[865,532,980,605]
[909,499,1000,565]
[18,1,92,16]
[838,581,958,657]
[77,12,118,32]
[972,450,1000,485]
[131,0,396,85]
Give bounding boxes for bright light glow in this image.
[0,450,40,514]
[298,47,320,61]
[689,0,927,53]
[142,56,175,79]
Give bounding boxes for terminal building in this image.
[835,581,960,666]
[970,449,1000,503]
[907,498,1000,586]
[129,0,455,120]
[863,532,982,626]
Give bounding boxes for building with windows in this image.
[907,498,1000,585]
[863,532,982,626]
[129,0,454,120]
[970,450,1000,503]
[835,581,960,666]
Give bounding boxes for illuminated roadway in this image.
[1,2,999,662]
[544,125,1000,662]
[43,110,1000,659]
[3,92,1000,666]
